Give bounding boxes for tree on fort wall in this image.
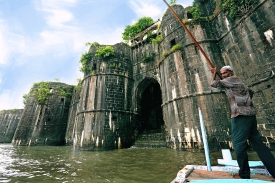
[122,17,154,43]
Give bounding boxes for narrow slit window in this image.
[170,39,176,48]
[92,63,97,71]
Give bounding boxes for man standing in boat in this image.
[210,66,275,179]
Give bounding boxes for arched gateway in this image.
[133,78,166,147]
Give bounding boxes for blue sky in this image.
[0,0,193,110]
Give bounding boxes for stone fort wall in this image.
[4,0,275,150]
[0,109,23,143]
[12,82,73,146]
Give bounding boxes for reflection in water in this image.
[0,144,267,183]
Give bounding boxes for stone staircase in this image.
[132,130,167,148]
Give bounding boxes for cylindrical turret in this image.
[73,43,135,150]
[13,82,74,146]
[159,4,230,150]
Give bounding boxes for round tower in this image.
[73,43,135,150]
[13,82,74,146]
[158,4,230,150]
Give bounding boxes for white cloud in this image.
[128,0,163,20]
[45,9,74,27]
[0,20,10,65]
[35,0,76,28]
[4,0,124,65]
[0,89,25,110]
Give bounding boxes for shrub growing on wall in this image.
[222,0,258,18]
[161,44,182,60]
[188,3,202,20]
[23,82,72,105]
[32,82,51,105]
[59,85,72,98]
[95,46,115,58]
[170,0,177,6]
[142,52,156,63]
[23,93,30,105]
[151,34,163,45]
[170,44,182,52]
[79,52,92,74]
[122,17,154,43]
[85,42,100,48]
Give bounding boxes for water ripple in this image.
[1,144,268,183]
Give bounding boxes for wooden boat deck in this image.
[186,169,274,182]
[171,165,274,183]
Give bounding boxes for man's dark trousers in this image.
[231,115,275,179]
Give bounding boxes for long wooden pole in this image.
[163,0,216,69]
[198,107,212,171]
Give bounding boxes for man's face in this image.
[220,68,233,78]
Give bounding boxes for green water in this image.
[0,144,268,183]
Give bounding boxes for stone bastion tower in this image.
[157,4,232,150]
[12,82,74,146]
[72,43,135,150]
[156,0,275,150]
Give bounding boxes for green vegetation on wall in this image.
[32,82,51,105]
[142,52,156,63]
[122,17,154,43]
[59,86,73,98]
[85,42,100,48]
[79,52,92,74]
[161,44,182,61]
[188,3,202,21]
[222,0,258,18]
[151,34,163,45]
[170,44,182,52]
[74,78,82,93]
[109,62,121,74]
[186,0,258,21]
[157,44,183,66]
[170,0,177,6]
[23,93,30,105]
[79,42,116,75]
[95,46,115,58]
[162,51,170,59]
[23,82,72,105]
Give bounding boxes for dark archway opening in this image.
[140,82,164,133]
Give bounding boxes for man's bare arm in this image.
[210,68,217,86]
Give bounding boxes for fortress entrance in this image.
[136,78,164,133]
